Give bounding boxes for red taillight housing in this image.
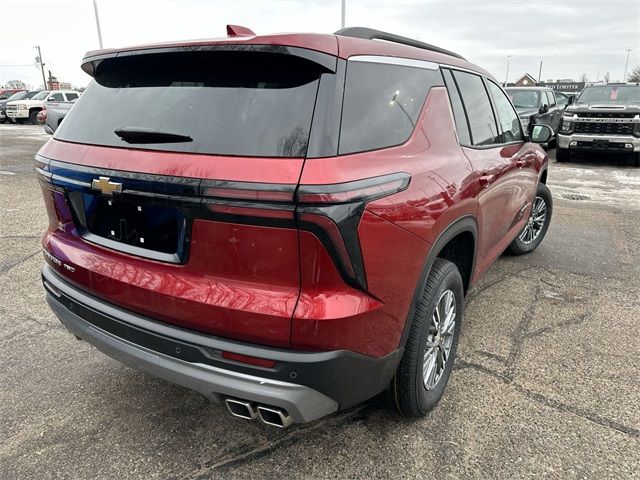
[35,156,75,234]
[37,106,47,124]
[201,172,411,290]
[296,173,410,290]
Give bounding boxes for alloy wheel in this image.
[519,196,547,244]
[422,289,456,390]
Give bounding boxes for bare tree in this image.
[627,66,640,83]
[579,73,589,83]
[603,72,611,83]
[4,79,27,89]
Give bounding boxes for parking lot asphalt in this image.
[1,124,639,479]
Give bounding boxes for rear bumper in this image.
[42,264,401,423]
[557,133,640,152]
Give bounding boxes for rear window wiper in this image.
[114,127,193,144]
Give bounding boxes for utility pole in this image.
[341,0,346,28]
[93,0,104,49]
[35,46,47,89]
[537,59,543,85]
[504,56,511,86]
[623,49,632,82]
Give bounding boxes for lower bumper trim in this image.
[48,294,338,423]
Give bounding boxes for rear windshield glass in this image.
[55,51,324,157]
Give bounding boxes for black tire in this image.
[28,109,40,125]
[633,153,640,168]
[508,183,553,255]
[556,147,570,163]
[391,258,464,417]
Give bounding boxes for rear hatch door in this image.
[40,46,337,347]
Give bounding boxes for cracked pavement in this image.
[1,124,639,479]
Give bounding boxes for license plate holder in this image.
[81,193,186,257]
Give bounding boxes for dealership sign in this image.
[545,82,586,92]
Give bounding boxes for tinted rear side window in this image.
[338,59,441,155]
[55,51,324,157]
[442,69,471,145]
[452,71,499,146]
[486,80,523,143]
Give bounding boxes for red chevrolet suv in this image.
[38,26,553,428]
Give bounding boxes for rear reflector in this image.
[221,351,276,368]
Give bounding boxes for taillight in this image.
[297,173,410,204]
[296,173,410,290]
[201,180,296,223]
[202,172,412,290]
[37,106,47,124]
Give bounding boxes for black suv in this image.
[506,87,563,139]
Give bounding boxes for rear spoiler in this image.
[81,43,338,77]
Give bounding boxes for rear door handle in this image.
[479,174,495,188]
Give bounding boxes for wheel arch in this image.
[539,167,548,184]
[398,215,477,348]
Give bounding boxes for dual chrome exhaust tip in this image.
[225,398,293,428]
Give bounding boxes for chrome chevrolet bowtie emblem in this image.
[91,176,122,195]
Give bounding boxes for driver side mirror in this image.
[539,104,549,114]
[530,124,553,144]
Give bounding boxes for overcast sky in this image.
[1,0,639,89]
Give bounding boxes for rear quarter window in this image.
[338,59,442,155]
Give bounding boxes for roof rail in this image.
[334,27,465,61]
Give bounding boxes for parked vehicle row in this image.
[3,89,79,124]
[38,25,554,428]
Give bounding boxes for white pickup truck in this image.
[6,90,79,124]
